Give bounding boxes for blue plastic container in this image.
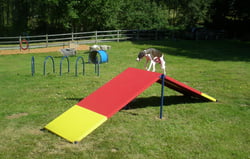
[89,50,108,64]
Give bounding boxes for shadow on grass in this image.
[125,95,207,109]
[133,40,250,62]
[66,95,208,110]
[66,97,82,102]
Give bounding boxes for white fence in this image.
[0,30,165,50]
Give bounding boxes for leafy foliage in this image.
[0,0,249,37]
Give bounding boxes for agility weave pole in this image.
[44,67,217,143]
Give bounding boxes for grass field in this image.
[0,40,249,159]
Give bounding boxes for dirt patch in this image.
[0,45,89,55]
[6,112,29,119]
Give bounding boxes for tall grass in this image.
[0,40,249,159]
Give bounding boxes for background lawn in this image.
[0,40,249,159]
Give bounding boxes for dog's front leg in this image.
[144,60,149,70]
[148,61,156,72]
[161,62,166,74]
[162,66,166,75]
[160,56,166,74]
[152,61,156,72]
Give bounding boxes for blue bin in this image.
[89,50,108,64]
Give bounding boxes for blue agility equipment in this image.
[89,50,108,64]
[89,50,108,76]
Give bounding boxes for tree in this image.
[0,0,249,39]
[207,0,250,38]
[117,0,168,30]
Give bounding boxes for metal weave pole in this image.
[31,56,35,76]
[95,63,100,76]
[160,74,165,119]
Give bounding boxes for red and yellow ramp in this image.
[158,76,217,102]
[44,68,161,143]
[44,67,216,143]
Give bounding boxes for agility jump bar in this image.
[44,67,217,143]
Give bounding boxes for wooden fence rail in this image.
[0,30,166,50]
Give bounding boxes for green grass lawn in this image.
[0,40,249,159]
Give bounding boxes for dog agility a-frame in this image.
[44,67,216,143]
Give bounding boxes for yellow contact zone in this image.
[44,105,107,143]
[201,93,217,102]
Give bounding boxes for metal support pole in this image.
[97,63,100,76]
[160,74,165,119]
[95,63,100,76]
[31,56,35,76]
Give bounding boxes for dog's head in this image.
[136,51,146,61]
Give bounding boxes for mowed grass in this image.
[0,40,249,159]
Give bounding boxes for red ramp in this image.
[157,76,217,102]
[44,67,216,143]
[77,67,161,118]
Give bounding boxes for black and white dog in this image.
[136,48,166,74]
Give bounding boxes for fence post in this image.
[46,34,48,47]
[95,31,98,44]
[136,30,139,40]
[19,36,22,51]
[117,30,120,42]
[71,32,74,41]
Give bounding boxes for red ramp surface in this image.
[77,67,161,118]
